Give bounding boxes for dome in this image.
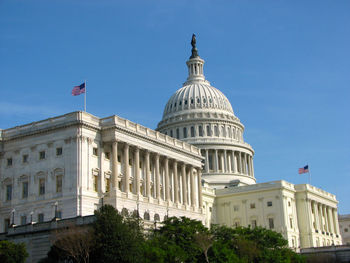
[157,35,256,188]
[162,82,235,120]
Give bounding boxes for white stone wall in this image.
[339,214,350,245]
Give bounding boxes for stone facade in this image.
[339,214,350,245]
[0,112,205,233]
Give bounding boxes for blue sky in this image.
[0,0,349,213]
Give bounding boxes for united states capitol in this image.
[0,36,342,254]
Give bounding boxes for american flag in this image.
[71,83,86,96]
[298,165,309,174]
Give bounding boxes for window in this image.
[117,155,121,162]
[105,152,110,160]
[39,151,45,160]
[94,176,98,192]
[6,185,12,201]
[7,158,12,166]
[250,203,256,209]
[56,147,63,156]
[198,126,203,137]
[22,155,28,163]
[183,127,187,138]
[39,178,45,195]
[251,220,257,228]
[288,201,291,207]
[206,125,211,136]
[57,211,62,219]
[191,126,195,137]
[234,221,240,227]
[269,218,274,229]
[170,130,173,137]
[208,154,213,170]
[4,219,10,232]
[105,178,110,192]
[21,216,27,225]
[234,205,239,212]
[22,182,28,198]
[176,128,179,139]
[38,213,44,223]
[56,175,63,193]
[215,126,219,136]
[267,201,273,207]
[93,147,98,156]
[290,218,293,228]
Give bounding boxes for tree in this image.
[91,204,145,263]
[0,240,28,263]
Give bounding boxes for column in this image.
[333,209,340,235]
[214,149,218,172]
[238,152,242,173]
[323,205,329,232]
[224,150,227,172]
[99,143,104,192]
[123,144,129,194]
[247,155,251,176]
[134,147,140,195]
[312,201,320,230]
[145,151,151,198]
[197,168,203,208]
[231,151,236,173]
[251,156,255,177]
[327,207,334,234]
[190,167,195,208]
[319,204,324,232]
[112,141,119,189]
[164,157,170,201]
[242,153,247,174]
[173,161,179,204]
[181,164,187,205]
[155,154,160,201]
[227,151,231,173]
[205,149,209,173]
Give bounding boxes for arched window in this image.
[144,212,150,220]
[154,213,160,221]
[221,126,225,137]
[215,126,219,137]
[191,126,195,137]
[198,126,203,137]
[206,125,211,136]
[183,127,187,138]
[176,128,180,139]
[121,208,128,217]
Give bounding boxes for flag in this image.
[298,165,309,174]
[71,83,86,96]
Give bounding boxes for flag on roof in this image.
[298,165,309,174]
[71,83,86,96]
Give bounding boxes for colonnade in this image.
[203,149,254,177]
[110,141,202,209]
[310,200,340,236]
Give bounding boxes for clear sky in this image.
[1,0,349,213]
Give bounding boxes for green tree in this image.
[0,240,28,263]
[91,205,145,263]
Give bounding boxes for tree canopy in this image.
[0,240,28,263]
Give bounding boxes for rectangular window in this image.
[22,154,28,163]
[93,176,98,192]
[117,155,121,162]
[93,147,98,156]
[22,182,29,198]
[6,185,12,201]
[105,152,110,160]
[206,125,211,136]
[191,126,195,137]
[267,201,272,207]
[57,211,62,219]
[170,130,173,137]
[290,218,293,228]
[39,151,45,160]
[269,218,274,229]
[38,213,44,223]
[4,219,10,232]
[21,216,27,225]
[208,154,213,170]
[198,126,203,136]
[251,220,257,228]
[183,127,187,138]
[234,205,239,212]
[56,175,63,193]
[105,178,110,192]
[39,178,45,195]
[7,158,12,166]
[56,147,63,156]
[176,128,180,139]
[250,203,256,209]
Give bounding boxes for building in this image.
[0,36,343,253]
[339,214,350,245]
[0,112,205,233]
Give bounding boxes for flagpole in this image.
[84,80,87,112]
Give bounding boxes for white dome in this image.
[162,82,234,120]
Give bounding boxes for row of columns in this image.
[203,149,254,177]
[311,200,340,236]
[111,141,202,208]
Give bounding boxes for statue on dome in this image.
[190,33,199,59]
